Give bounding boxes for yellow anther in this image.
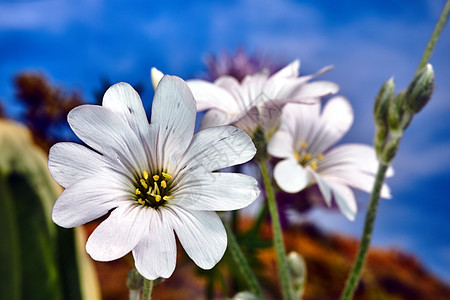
[155,195,162,202]
[310,161,318,171]
[303,153,312,161]
[161,180,167,188]
[293,152,300,161]
[163,195,173,201]
[137,198,146,205]
[162,172,172,179]
[143,171,149,180]
[135,188,141,195]
[317,153,324,160]
[140,179,148,189]
[153,182,160,195]
[300,141,308,148]
[147,187,153,195]
[153,175,160,181]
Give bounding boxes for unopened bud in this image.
[405,64,434,113]
[231,291,259,300]
[287,252,306,298]
[374,77,395,127]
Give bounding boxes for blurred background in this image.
[1,0,449,299]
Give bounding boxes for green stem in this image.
[223,221,265,299]
[129,289,140,300]
[259,161,294,300]
[141,279,153,300]
[340,162,389,300]
[417,0,450,71]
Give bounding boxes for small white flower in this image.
[49,76,260,279]
[268,97,393,220]
[152,60,339,138]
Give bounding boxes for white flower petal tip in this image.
[151,67,164,90]
[50,75,260,278]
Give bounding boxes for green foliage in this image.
[0,120,98,300]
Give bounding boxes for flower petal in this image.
[86,204,150,261]
[268,129,294,158]
[327,181,357,221]
[151,75,196,167]
[200,109,234,129]
[52,173,129,228]
[68,105,146,172]
[274,159,312,193]
[187,79,240,113]
[312,96,353,152]
[311,172,332,206]
[132,209,177,279]
[178,126,256,173]
[172,172,260,211]
[48,142,109,188]
[101,82,149,140]
[289,81,339,100]
[271,59,300,79]
[166,207,226,269]
[151,67,164,90]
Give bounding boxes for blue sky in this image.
[1,0,449,281]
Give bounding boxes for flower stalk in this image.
[340,162,389,299]
[259,160,294,300]
[141,279,154,300]
[223,221,265,299]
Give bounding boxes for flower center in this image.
[294,141,324,171]
[134,170,173,209]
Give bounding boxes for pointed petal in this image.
[151,67,164,90]
[68,105,146,172]
[132,209,177,279]
[271,59,300,79]
[86,204,150,261]
[151,76,196,167]
[102,82,149,139]
[328,181,357,221]
[289,81,339,100]
[178,126,255,173]
[268,129,294,158]
[48,142,109,188]
[166,207,226,269]
[172,173,260,211]
[52,173,129,228]
[273,159,312,193]
[187,79,240,113]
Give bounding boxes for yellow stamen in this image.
[161,180,167,188]
[163,195,173,201]
[155,195,162,202]
[303,153,312,161]
[137,198,146,205]
[300,141,308,148]
[310,161,318,171]
[140,179,148,189]
[317,153,324,160]
[153,175,160,181]
[135,188,141,195]
[153,182,160,195]
[143,170,149,180]
[293,152,300,161]
[146,187,153,195]
[162,172,172,179]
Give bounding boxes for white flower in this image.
[268,97,393,220]
[151,60,339,138]
[49,76,260,279]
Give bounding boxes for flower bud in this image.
[287,251,306,298]
[231,291,259,300]
[374,77,395,127]
[126,268,144,290]
[405,64,434,113]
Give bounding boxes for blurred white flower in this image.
[152,60,338,138]
[49,76,259,279]
[268,97,393,220]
